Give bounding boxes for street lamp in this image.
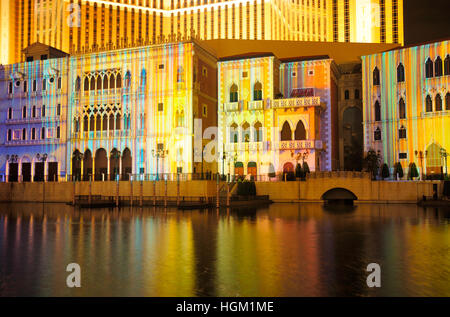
[440,148,448,177]
[152,146,167,181]
[415,150,427,180]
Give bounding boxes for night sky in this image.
[404,0,450,45]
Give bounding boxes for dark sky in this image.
[404,0,450,45]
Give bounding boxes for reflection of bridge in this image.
[255,172,443,203]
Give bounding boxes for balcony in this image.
[224,102,240,112]
[248,100,264,111]
[277,140,323,150]
[271,96,321,109]
[225,142,270,152]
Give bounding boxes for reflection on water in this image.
[0,203,449,297]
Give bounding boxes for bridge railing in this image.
[307,171,371,180]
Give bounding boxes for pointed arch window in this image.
[374,101,381,122]
[110,74,116,89]
[435,94,442,111]
[90,76,95,90]
[103,74,109,90]
[242,122,250,142]
[176,67,183,83]
[41,127,46,139]
[116,73,122,88]
[295,120,306,140]
[425,95,433,112]
[444,55,450,76]
[399,126,406,139]
[22,106,27,119]
[446,92,450,111]
[254,121,263,142]
[230,84,238,102]
[84,77,90,91]
[281,121,292,141]
[124,71,131,87]
[230,123,238,143]
[425,58,434,78]
[399,98,406,119]
[75,77,81,91]
[435,56,443,77]
[397,63,405,82]
[374,127,381,141]
[373,67,380,86]
[253,82,262,101]
[96,75,102,90]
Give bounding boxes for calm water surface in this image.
[0,203,449,297]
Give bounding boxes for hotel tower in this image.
[0,0,404,65]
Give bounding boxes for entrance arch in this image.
[110,148,120,180]
[122,148,132,180]
[321,188,358,205]
[426,143,442,176]
[83,149,92,181]
[248,162,257,177]
[235,162,244,176]
[95,148,107,181]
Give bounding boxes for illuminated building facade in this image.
[67,40,217,181]
[0,45,69,182]
[218,54,339,177]
[362,39,450,178]
[0,0,404,65]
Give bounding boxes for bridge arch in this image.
[321,188,358,204]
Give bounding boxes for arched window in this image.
[397,63,405,82]
[84,77,89,91]
[110,74,116,89]
[254,121,262,142]
[7,129,12,141]
[425,95,433,112]
[83,115,89,132]
[444,55,450,76]
[141,69,147,86]
[41,127,46,139]
[32,106,36,118]
[96,75,102,90]
[399,98,406,119]
[344,90,350,100]
[280,121,292,141]
[103,74,109,90]
[22,106,27,119]
[176,67,183,83]
[31,128,35,140]
[230,83,238,102]
[75,76,81,91]
[435,94,442,111]
[242,122,250,142]
[355,89,360,99]
[294,120,306,140]
[425,58,434,78]
[373,67,380,86]
[230,123,238,143]
[374,127,381,141]
[253,82,262,101]
[176,110,185,127]
[374,101,381,122]
[435,56,443,77]
[90,76,95,90]
[124,71,131,87]
[446,92,450,111]
[399,126,406,139]
[22,128,26,140]
[7,107,12,119]
[116,73,122,88]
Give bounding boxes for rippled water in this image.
[0,203,449,297]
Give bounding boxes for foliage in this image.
[381,163,390,179]
[237,180,257,196]
[295,163,303,178]
[408,162,419,179]
[394,162,404,179]
[302,162,310,174]
[363,149,381,179]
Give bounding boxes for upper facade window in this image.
[426,95,433,112]
[435,56,443,77]
[425,58,434,78]
[374,101,381,122]
[397,63,405,82]
[399,98,406,119]
[253,82,262,101]
[373,67,380,86]
[230,84,238,102]
[444,55,450,76]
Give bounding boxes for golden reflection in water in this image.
[0,202,449,297]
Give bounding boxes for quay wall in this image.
[0,177,443,204]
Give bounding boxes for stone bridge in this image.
[255,172,442,203]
